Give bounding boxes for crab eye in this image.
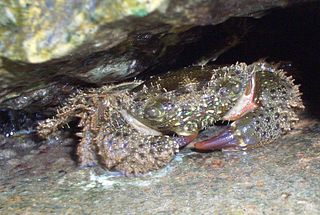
[218,80,242,97]
[144,99,167,120]
[231,83,242,94]
[143,97,175,122]
[218,87,229,96]
[145,106,164,119]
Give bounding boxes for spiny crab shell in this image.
[38,62,304,175]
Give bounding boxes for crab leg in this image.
[194,99,301,151]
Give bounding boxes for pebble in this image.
[13,141,37,149]
[7,158,22,166]
[38,145,47,150]
[52,158,71,168]
[29,149,39,155]
[0,149,17,160]
[22,154,35,161]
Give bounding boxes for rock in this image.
[0,0,307,63]
[7,158,22,167]
[0,0,312,114]
[22,155,35,162]
[0,149,16,160]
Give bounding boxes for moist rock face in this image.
[0,0,312,114]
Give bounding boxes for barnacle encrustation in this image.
[37,61,304,175]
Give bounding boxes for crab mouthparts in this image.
[222,72,259,121]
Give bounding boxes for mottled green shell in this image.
[129,63,251,135]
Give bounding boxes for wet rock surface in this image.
[0,0,315,114]
[0,0,309,63]
[0,117,319,214]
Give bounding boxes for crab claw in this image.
[195,110,266,151]
[194,127,239,151]
[222,72,259,121]
[175,132,198,147]
[195,71,266,151]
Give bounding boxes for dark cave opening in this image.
[150,1,320,120]
[137,1,320,118]
[213,2,320,119]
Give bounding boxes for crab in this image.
[37,61,304,175]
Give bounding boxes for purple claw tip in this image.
[194,128,238,151]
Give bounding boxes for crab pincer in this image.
[194,116,264,151]
[195,66,303,151]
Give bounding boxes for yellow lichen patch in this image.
[1,0,167,63]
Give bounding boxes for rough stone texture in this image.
[0,0,313,113]
[0,0,309,63]
[0,117,319,214]
[0,0,165,63]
